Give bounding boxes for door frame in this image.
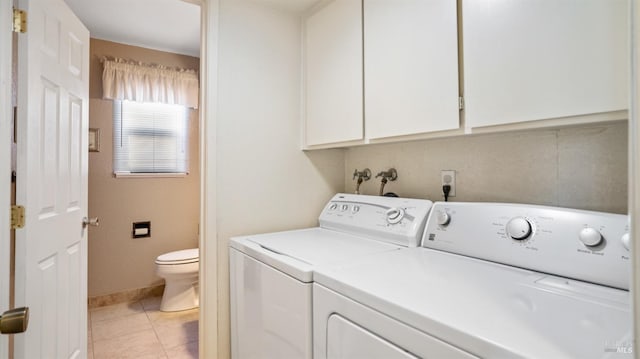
[631,0,640,355]
[0,1,13,357]
[199,0,219,358]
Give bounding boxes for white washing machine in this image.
[314,202,632,358]
[229,193,434,359]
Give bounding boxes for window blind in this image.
[113,100,189,174]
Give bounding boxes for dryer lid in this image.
[314,248,631,359]
[156,248,199,264]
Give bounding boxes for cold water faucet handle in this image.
[376,168,398,181]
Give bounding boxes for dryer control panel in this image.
[423,202,630,290]
[320,194,433,247]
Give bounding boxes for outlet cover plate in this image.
[441,170,456,197]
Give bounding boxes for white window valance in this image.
[102,58,199,109]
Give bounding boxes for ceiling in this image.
[64,0,201,57]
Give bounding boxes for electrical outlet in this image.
[441,170,456,197]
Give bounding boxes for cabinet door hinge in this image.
[13,8,27,33]
[458,96,464,111]
[11,205,25,229]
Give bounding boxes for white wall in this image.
[210,1,345,357]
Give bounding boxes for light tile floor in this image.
[88,296,198,359]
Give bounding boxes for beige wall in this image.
[345,122,628,214]
[88,39,200,297]
[212,1,345,357]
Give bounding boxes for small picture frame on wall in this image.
[89,128,100,152]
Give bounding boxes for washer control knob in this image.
[437,211,451,226]
[386,208,405,224]
[329,203,338,211]
[341,204,349,212]
[579,227,603,247]
[352,205,360,214]
[621,233,630,251]
[506,217,532,240]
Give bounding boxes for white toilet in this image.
[155,248,199,312]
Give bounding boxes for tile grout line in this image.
[89,301,146,321]
[89,298,199,358]
[88,312,94,359]
[145,302,171,357]
[90,300,161,358]
[140,297,173,356]
[90,313,154,343]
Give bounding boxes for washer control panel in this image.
[319,194,433,247]
[423,202,630,290]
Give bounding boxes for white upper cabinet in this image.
[304,0,625,148]
[304,0,363,147]
[364,0,459,140]
[463,0,629,129]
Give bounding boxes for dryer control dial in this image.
[621,233,630,251]
[506,217,532,240]
[386,208,405,224]
[437,211,451,226]
[579,227,603,247]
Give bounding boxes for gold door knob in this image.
[0,307,29,334]
[82,217,99,228]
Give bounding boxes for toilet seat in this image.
[156,248,199,265]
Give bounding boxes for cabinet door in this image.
[463,0,628,128]
[364,0,460,140]
[305,0,363,147]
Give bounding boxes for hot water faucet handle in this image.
[353,168,372,181]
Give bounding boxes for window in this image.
[113,100,189,175]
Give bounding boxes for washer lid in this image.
[156,248,199,264]
[229,228,402,282]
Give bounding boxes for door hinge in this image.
[458,96,464,111]
[13,8,27,33]
[11,205,25,229]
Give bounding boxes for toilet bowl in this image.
[155,248,199,312]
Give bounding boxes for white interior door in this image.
[14,0,89,357]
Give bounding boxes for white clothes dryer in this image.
[229,193,434,359]
[314,202,632,359]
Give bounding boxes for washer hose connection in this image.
[376,168,398,196]
[352,168,372,194]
